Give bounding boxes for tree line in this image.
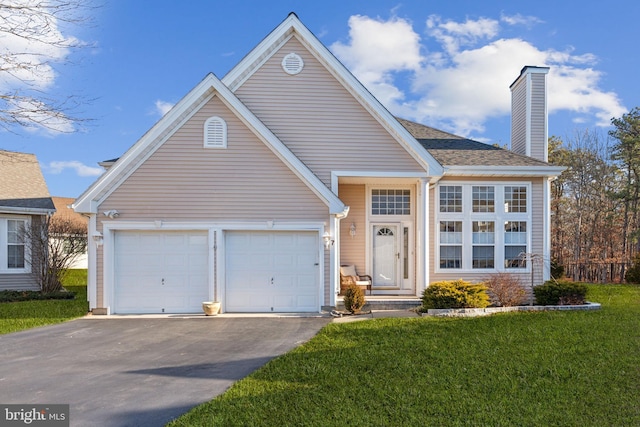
[549,107,640,283]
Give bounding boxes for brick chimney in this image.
[510,66,550,162]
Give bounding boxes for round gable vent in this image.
[282,53,304,75]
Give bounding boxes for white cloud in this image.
[47,161,103,177]
[331,13,626,139]
[154,100,174,116]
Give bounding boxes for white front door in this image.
[372,224,400,288]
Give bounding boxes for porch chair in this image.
[340,265,372,295]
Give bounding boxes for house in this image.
[0,150,55,290]
[51,197,89,269]
[73,13,564,315]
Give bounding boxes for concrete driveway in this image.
[0,316,330,426]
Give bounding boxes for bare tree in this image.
[22,215,87,293]
[0,0,93,133]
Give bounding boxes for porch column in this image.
[328,214,340,307]
[418,178,430,294]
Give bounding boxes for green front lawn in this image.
[169,284,640,426]
[0,269,88,334]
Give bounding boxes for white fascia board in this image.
[0,206,55,215]
[444,165,566,177]
[73,74,219,214]
[222,14,443,178]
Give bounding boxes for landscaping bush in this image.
[484,272,527,306]
[0,290,75,303]
[421,279,490,310]
[533,280,587,305]
[624,254,640,284]
[342,284,365,313]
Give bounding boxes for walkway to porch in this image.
[336,295,422,311]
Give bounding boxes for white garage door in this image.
[225,231,319,312]
[114,231,209,314]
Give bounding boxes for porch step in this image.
[336,297,422,311]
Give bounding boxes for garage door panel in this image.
[114,231,209,314]
[226,231,319,312]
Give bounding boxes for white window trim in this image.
[435,182,531,273]
[203,116,227,149]
[0,216,31,274]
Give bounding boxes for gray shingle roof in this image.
[397,118,551,167]
[0,150,54,211]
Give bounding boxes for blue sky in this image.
[2,0,636,198]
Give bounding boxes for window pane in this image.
[472,186,495,212]
[472,221,494,244]
[8,245,25,269]
[372,189,410,215]
[505,221,527,244]
[505,186,527,212]
[439,185,462,213]
[472,246,494,269]
[440,246,462,269]
[505,246,526,268]
[440,221,462,244]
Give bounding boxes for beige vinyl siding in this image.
[95,95,329,309]
[530,74,547,162]
[338,184,366,271]
[510,79,527,157]
[235,37,425,186]
[0,274,39,291]
[98,95,328,222]
[429,177,544,286]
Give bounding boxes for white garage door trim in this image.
[224,230,321,313]
[112,230,210,314]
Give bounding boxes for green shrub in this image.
[624,254,640,284]
[421,279,490,310]
[343,284,365,313]
[0,290,75,303]
[533,280,587,305]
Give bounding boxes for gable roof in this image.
[73,73,347,216]
[222,13,444,177]
[397,118,565,177]
[0,150,55,214]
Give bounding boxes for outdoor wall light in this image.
[92,232,103,246]
[349,223,356,238]
[103,209,120,219]
[323,232,334,249]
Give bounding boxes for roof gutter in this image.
[0,206,56,215]
[443,165,566,177]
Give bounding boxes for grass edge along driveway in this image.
[0,270,88,335]
[168,284,640,427]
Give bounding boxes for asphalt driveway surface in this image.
[0,316,330,426]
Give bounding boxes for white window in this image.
[204,116,227,148]
[439,185,462,212]
[505,186,527,212]
[371,189,410,215]
[436,183,530,271]
[504,221,527,268]
[0,217,30,273]
[440,221,462,269]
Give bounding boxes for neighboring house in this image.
[51,197,89,269]
[73,14,564,315]
[0,150,55,291]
